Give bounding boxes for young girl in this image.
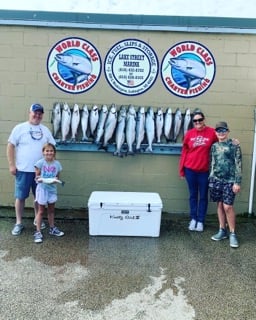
[34,143,64,243]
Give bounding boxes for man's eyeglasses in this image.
[215,128,228,134]
[193,118,204,123]
[29,127,43,140]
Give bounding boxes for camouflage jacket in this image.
[209,139,242,185]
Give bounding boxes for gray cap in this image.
[215,121,229,130]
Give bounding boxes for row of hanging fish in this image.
[51,102,193,156]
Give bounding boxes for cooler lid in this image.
[88,191,163,208]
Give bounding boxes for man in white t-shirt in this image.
[7,103,56,235]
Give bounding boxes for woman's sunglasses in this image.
[193,118,204,123]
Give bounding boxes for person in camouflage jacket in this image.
[209,121,242,248]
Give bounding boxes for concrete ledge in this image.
[0,206,253,223]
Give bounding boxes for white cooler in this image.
[88,191,163,237]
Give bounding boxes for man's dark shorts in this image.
[209,177,236,205]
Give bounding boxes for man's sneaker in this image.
[211,228,228,241]
[49,226,64,237]
[195,222,204,232]
[188,219,197,231]
[34,231,43,243]
[33,219,46,230]
[229,232,239,248]
[11,224,24,236]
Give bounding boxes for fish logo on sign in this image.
[47,37,102,94]
[161,41,216,98]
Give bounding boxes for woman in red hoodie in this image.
[179,111,217,232]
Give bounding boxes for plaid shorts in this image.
[209,177,236,205]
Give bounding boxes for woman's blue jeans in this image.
[184,167,209,223]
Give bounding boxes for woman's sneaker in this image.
[49,226,64,237]
[195,222,204,232]
[211,228,228,241]
[188,219,197,231]
[34,231,43,243]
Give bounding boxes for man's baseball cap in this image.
[215,121,229,130]
[30,103,44,113]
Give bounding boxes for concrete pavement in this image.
[0,208,256,320]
